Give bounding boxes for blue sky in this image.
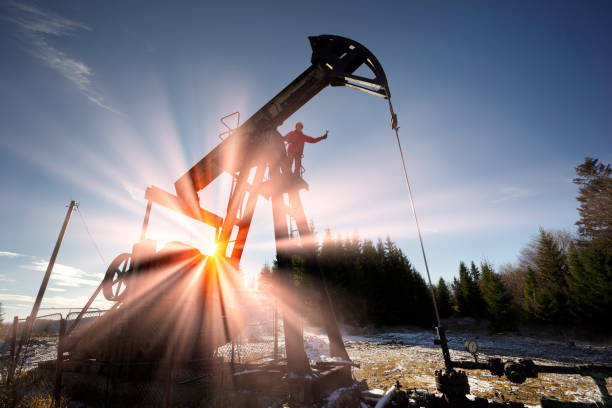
[1,1,610,319]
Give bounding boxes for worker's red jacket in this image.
[283,131,325,156]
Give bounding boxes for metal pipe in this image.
[66,281,104,335]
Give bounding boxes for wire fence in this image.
[1,313,65,407]
[216,299,284,364]
[65,309,107,333]
[0,291,284,406]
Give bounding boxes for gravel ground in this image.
[5,324,611,406]
[303,325,612,406]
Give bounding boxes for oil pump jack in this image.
[159,34,393,374]
[36,34,612,407]
[63,34,396,401]
[168,33,393,375]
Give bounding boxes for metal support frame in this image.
[149,35,389,380]
[69,35,390,398]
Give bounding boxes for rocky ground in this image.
[303,322,612,407]
[3,321,611,407]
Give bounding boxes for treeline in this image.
[435,261,518,332]
[259,234,436,327]
[259,157,612,333]
[318,233,435,326]
[429,157,612,333]
[497,158,612,331]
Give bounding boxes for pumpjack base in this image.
[233,362,353,406]
[43,357,354,407]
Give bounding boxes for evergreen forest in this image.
[258,157,612,334]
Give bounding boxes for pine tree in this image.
[468,262,486,318]
[361,238,384,323]
[537,228,569,322]
[273,228,437,327]
[453,261,486,318]
[573,157,612,244]
[451,277,460,307]
[469,261,481,281]
[567,240,612,329]
[480,262,517,332]
[346,230,364,294]
[345,231,366,323]
[523,267,539,317]
[319,228,339,285]
[382,236,404,323]
[522,229,570,323]
[319,231,352,322]
[257,262,275,293]
[455,262,471,315]
[435,277,453,318]
[565,157,612,330]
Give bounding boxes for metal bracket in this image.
[218,111,241,140]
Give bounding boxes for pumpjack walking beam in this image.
[174,34,391,211]
[148,35,392,379]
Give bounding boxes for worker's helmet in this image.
[295,122,303,130]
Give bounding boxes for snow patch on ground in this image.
[337,328,612,366]
[366,389,385,396]
[302,325,611,406]
[383,362,405,374]
[324,386,349,405]
[469,377,496,393]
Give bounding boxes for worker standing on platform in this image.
[283,122,327,175]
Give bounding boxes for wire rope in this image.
[76,205,107,267]
[387,98,441,327]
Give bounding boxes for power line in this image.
[76,205,107,267]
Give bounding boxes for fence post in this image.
[6,316,18,385]
[273,299,278,361]
[53,318,66,408]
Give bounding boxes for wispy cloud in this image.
[122,180,145,202]
[1,1,119,113]
[21,260,103,287]
[0,293,110,313]
[2,303,32,310]
[0,273,16,282]
[42,294,110,310]
[490,186,534,204]
[0,294,35,302]
[0,251,21,258]
[47,287,66,292]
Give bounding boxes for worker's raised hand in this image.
[322,130,329,139]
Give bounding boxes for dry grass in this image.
[345,341,611,406]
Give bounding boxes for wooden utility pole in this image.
[30,200,76,320]
[17,201,76,357]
